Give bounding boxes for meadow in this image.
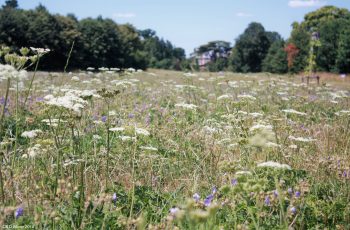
[0,61,350,229]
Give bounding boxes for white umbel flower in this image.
[135,128,150,136]
[175,103,198,110]
[257,161,291,170]
[282,109,307,116]
[21,129,42,139]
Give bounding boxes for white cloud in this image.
[112,13,136,19]
[236,12,253,17]
[288,0,326,8]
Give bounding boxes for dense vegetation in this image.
[0,0,186,70]
[0,49,349,229]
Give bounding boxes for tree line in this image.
[193,6,350,74]
[1,0,350,73]
[0,0,186,70]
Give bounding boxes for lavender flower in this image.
[204,194,214,207]
[295,191,301,198]
[112,193,117,203]
[264,196,271,206]
[170,207,179,215]
[193,193,200,202]
[231,178,238,186]
[273,190,278,197]
[287,188,293,195]
[15,207,24,219]
[101,116,107,123]
[290,206,297,215]
[212,186,217,194]
[128,113,135,119]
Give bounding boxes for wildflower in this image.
[282,109,307,116]
[204,194,214,207]
[170,207,179,215]
[193,193,200,202]
[21,129,42,139]
[288,188,293,195]
[212,186,217,194]
[257,161,292,170]
[30,47,50,55]
[175,103,198,111]
[112,193,117,203]
[264,196,271,206]
[72,76,80,82]
[109,127,125,132]
[295,191,301,198]
[235,171,252,176]
[101,116,107,123]
[15,207,24,219]
[135,127,150,136]
[128,113,135,118]
[217,94,232,101]
[289,136,316,142]
[238,94,256,100]
[290,206,297,215]
[231,178,238,186]
[273,190,278,197]
[44,92,88,114]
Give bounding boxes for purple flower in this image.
[295,191,301,198]
[128,113,135,119]
[342,171,348,178]
[204,194,214,207]
[193,193,200,202]
[287,188,293,195]
[170,207,179,215]
[101,116,107,123]
[231,178,238,186]
[273,190,278,197]
[112,193,117,203]
[212,186,217,194]
[15,207,24,219]
[264,196,270,206]
[290,206,297,215]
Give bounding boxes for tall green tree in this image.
[262,40,288,73]
[2,0,18,9]
[336,24,350,73]
[229,22,271,72]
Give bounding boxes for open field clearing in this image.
[0,68,349,229]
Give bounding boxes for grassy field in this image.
[0,68,350,229]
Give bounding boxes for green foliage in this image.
[140,29,186,70]
[229,22,273,73]
[0,4,184,71]
[289,6,350,73]
[262,40,288,73]
[336,24,350,73]
[288,23,310,73]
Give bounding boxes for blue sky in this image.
[3,0,350,55]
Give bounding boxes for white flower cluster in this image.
[44,91,88,114]
[30,47,50,55]
[257,161,292,170]
[21,129,42,139]
[135,127,150,136]
[288,136,316,142]
[238,94,256,101]
[0,64,28,82]
[175,103,198,110]
[282,109,307,116]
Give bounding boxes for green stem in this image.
[0,78,11,139]
[64,40,75,73]
[23,56,40,108]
